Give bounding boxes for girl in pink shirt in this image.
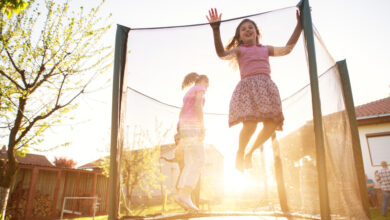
[207,8,302,172]
[175,72,209,211]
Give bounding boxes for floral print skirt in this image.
[229,74,284,130]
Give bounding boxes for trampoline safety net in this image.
[111,3,368,220]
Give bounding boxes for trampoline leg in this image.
[272,133,289,213]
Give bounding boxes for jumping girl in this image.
[175,72,209,211]
[206,8,302,172]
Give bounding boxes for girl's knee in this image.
[264,121,278,131]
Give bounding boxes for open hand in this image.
[206,8,222,23]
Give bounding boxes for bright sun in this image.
[204,115,277,193]
[222,151,277,194]
[224,168,257,192]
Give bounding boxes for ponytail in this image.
[182,72,199,90]
[181,72,209,90]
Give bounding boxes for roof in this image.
[0,152,54,167]
[78,157,108,169]
[355,96,390,125]
[355,96,390,117]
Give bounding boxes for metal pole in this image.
[271,134,289,213]
[60,197,98,220]
[337,60,371,218]
[298,0,330,219]
[109,24,130,220]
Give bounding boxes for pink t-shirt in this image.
[179,85,206,127]
[238,44,271,79]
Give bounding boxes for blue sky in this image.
[24,0,390,165]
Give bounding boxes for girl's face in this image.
[239,21,258,45]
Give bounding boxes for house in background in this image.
[0,146,54,167]
[78,157,107,173]
[0,147,108,220]
[355,96,390,180]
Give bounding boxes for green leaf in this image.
[1,0,113,182]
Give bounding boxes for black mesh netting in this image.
[114,5,367,219]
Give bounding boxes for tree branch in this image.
[15,103,60,145]
[55,72,67,106]
[30,52,70,93]
[15,86,85,145]
[2,90,31,124]
[8,96,27,152]
[0,69,24,90]
[6,49,27,86]
[29,63,46,88]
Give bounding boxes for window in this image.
[366,132,390,166]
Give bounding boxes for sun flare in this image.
[224,169,259,193]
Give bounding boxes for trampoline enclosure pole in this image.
[299,0,331,219]
[109,24,130,220]
[337,60,371,218]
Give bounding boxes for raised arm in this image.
[206,8,238,59]
[269,10,303,57]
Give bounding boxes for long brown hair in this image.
[225,19,261,50]
[181,72,209,90]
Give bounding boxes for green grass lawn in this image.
[370,208,388,220]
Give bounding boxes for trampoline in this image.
[109,0,369,219]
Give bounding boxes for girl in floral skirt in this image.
[206,8,302,172]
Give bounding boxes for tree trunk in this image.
[0,148,18,220]
[0,187,10,220]
[0,149,18,220]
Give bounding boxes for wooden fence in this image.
[6,165,108,220]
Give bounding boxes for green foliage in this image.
[0,1,112,217]
[0,0,112,157]
[0,0,28,17]
[99,123,170,216]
